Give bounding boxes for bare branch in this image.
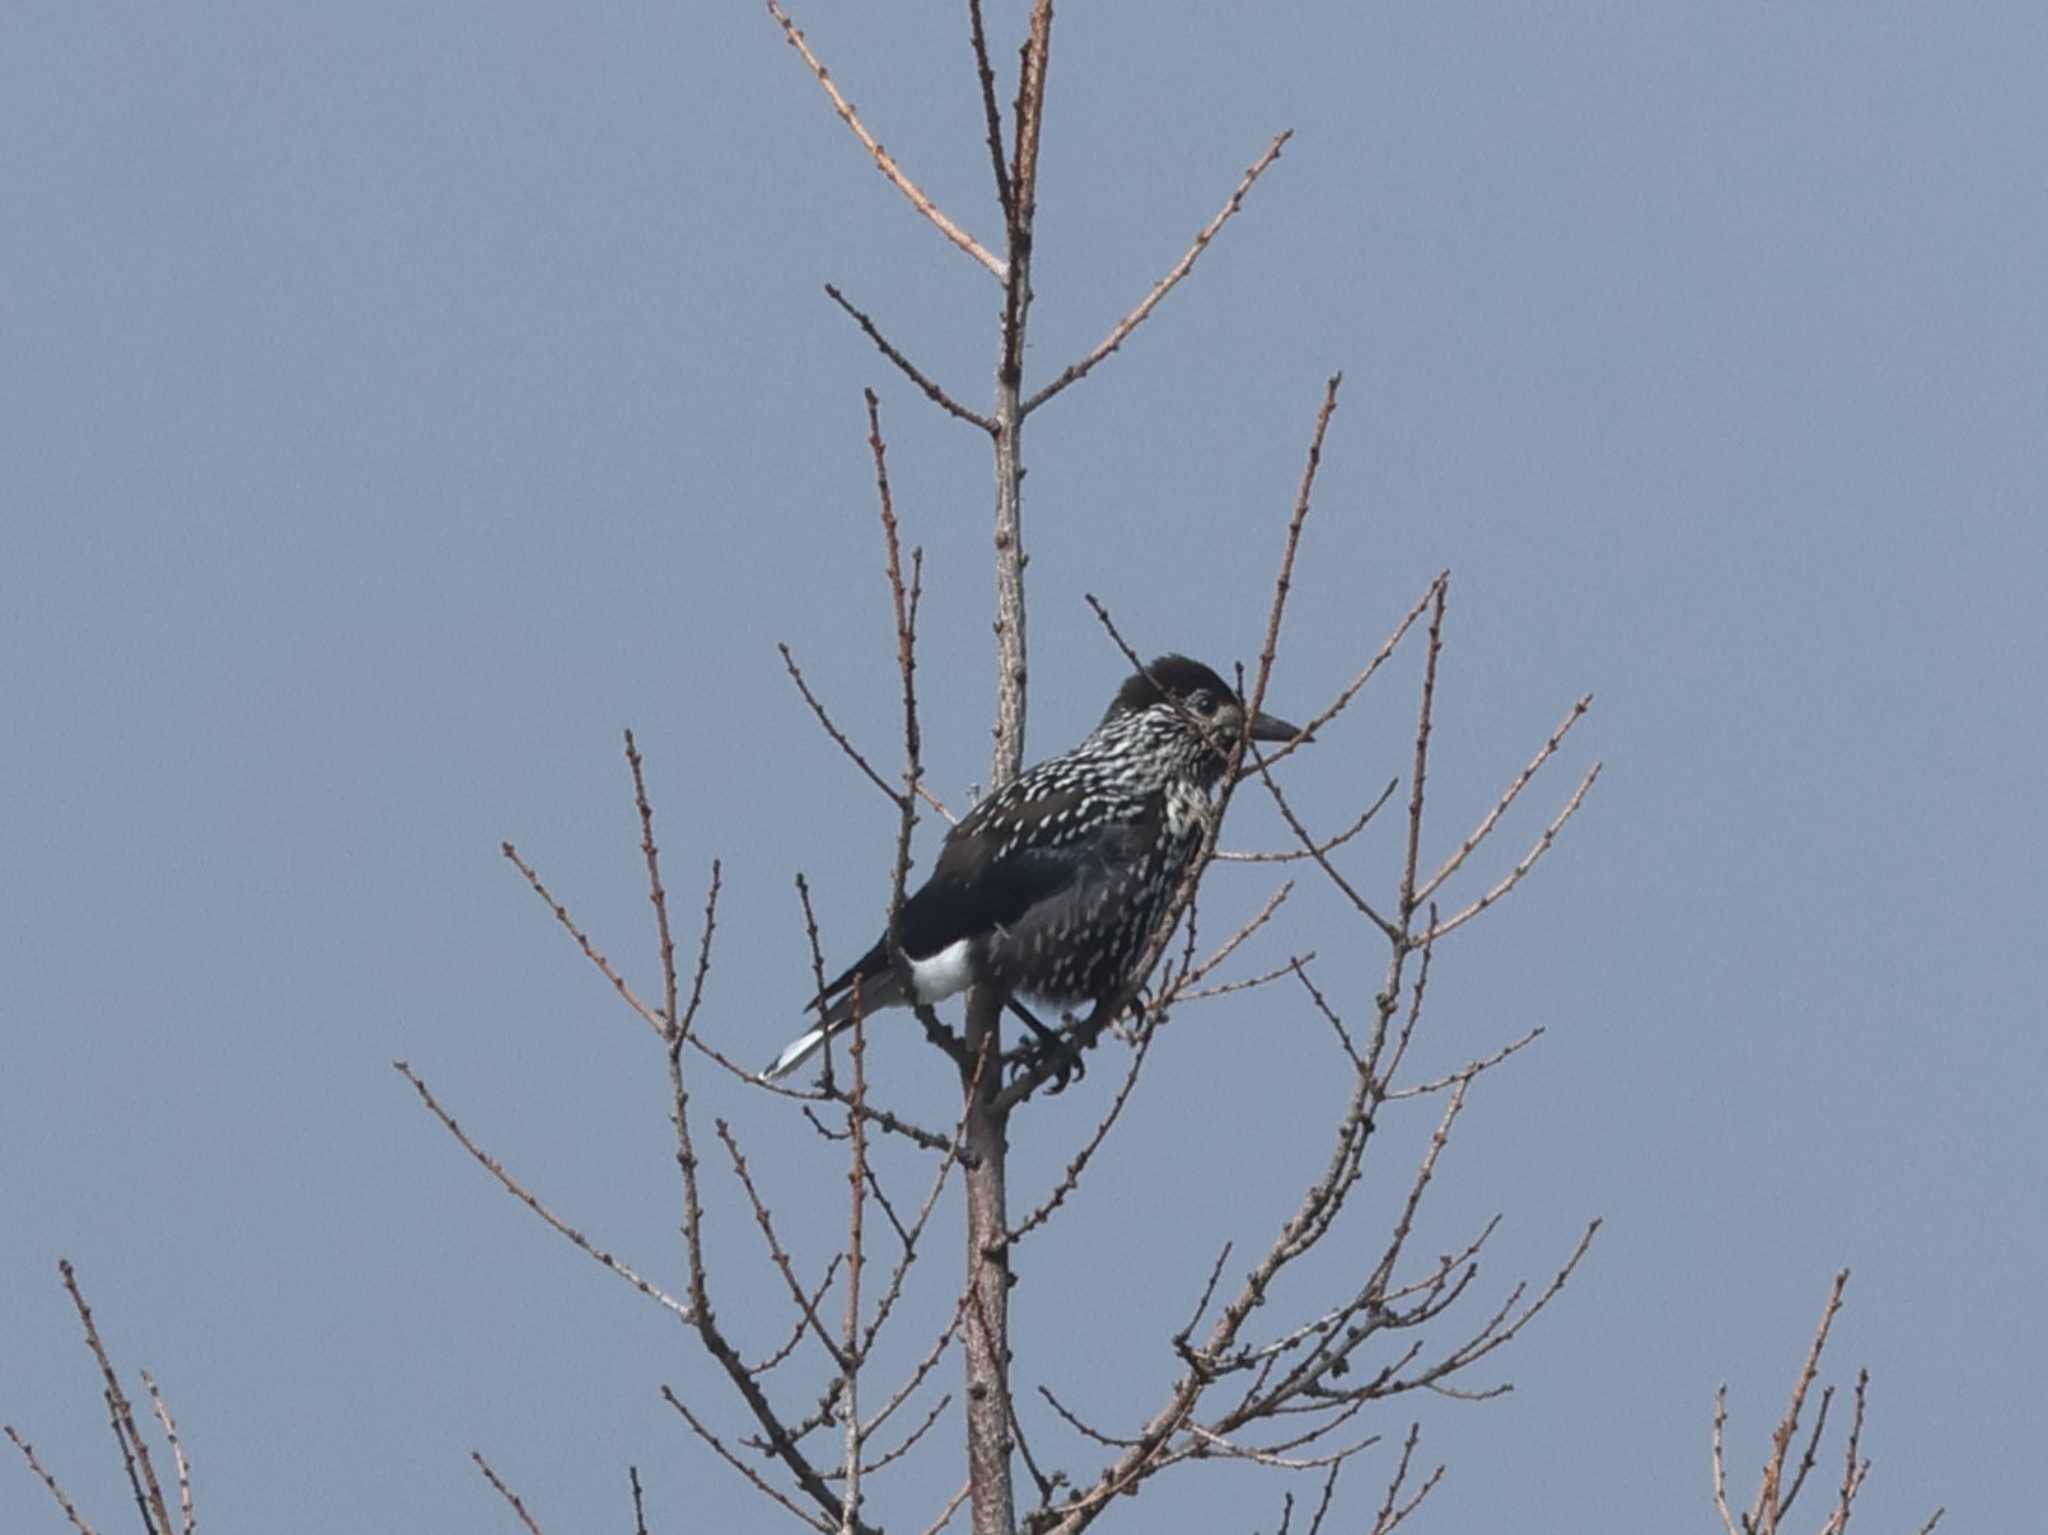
[1248,371,1339,731]
[1368,1424,1444,1535]
[1419,761,1601,943]
[472,1451,545,1535]
[1167,881,1295,993]
[663,1388,835,1534]
[1411,694,1593,907]
[715,1117,851,1367]
[827,287,995,432]
[1749,1271,1848,1534]
[781,641,909,810]
[1008,1021,1155,1243]
[5,1425,100,1535]
[1024,133,1293,415]
[139,1373,193,1535]
[964,0,1013,225]
[1217,779,1395,863]
[1712,1387,1739,1535]
[501,842,666,1037]
[841,1007,870,1534]
[922,1481,971,1535]
[1240,574,1446,781]
[766,1,1006,280]
[1397,579,1448,921]
[58,1262,172,1535]
[1248,749,1400,944]
[394,1060,693,1323]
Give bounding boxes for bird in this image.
[762,655,1300,1082]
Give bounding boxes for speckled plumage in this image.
[762,656,1298,1080]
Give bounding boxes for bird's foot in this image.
[1004,1000,1087,1092]
[1007,1030,1087,1092]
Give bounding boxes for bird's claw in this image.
[1007,1029,1087,1093]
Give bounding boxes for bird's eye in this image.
[1187,689,1216,715]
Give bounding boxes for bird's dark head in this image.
[1103,655,1301,748]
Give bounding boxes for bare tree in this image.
[1711,1273,1944,1535]
[3,13,1943,1535]
[384,8,1607,1534]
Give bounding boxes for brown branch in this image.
[841,1007,870,1533]
[1397,580,1447,921]
[827,286,995,432]
[922,1481,972,1535]
[59,1262,172,1535]
[766,1,1007,280]
[1008,1021,1154,1243]
[1217,779,1395,863]
[395,1060,693,1323]
[1418,761,1601,943]
[139,1372,193,1535]
[629,1465,649,1535]
[1821,1371,1868,1535]
[1023,133,1293,415]
[1289,959,1359,1069]
[1178,954,1308,1003]
[500,843,667,1037]
[716,1117,850,1368]
[625,811,870,1533]
[1247,372,1339,732]
[781,642,908,809]
[1249,749,1400,944]
[1240,574,1446,781]
[472,1451,545,1535]
[748,1258,843,1378]
[1750,1271,1848,1533]
[1712,1386,1739,1535]
[1775,1382,1836,1526]
[663,1389,834,1534]
[965,0,1013,225]
[1368,1424,1444,1535]
[1411,694,1593,907]
[861,1296,968,1445]
[5,1425,100,1535]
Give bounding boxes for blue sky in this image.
[4,5,2041,1530]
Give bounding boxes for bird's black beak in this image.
[1249,711,1304,744]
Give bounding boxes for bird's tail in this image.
[760,968,908,1081]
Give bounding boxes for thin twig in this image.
[1419,762,1601,943]
[139,1373,193,1535]
[502,843,666,1037]
[1024,133,1293,415]
[5,1426,100,1535]
[781,642,908,809]
[1217,780,1396,863]
[1249,750,1400,943]
[1247,373,1340,732]
[662,1389,835,1534]
[1240,574,1446,781]
[827,287,995,432]
[1712,1386,1739,1535]
[766,1,1007,280]
[1008,1022,1154,1243]
[921,1481,971,1535]
[1411,694,1593,907]
[1749,1271,1849,1534]
[59,1262,172,1535]
[394,1061,693,1323]
[1398,580,1448,921]
[964,0,1013,225]
[472,1451,545,1535]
